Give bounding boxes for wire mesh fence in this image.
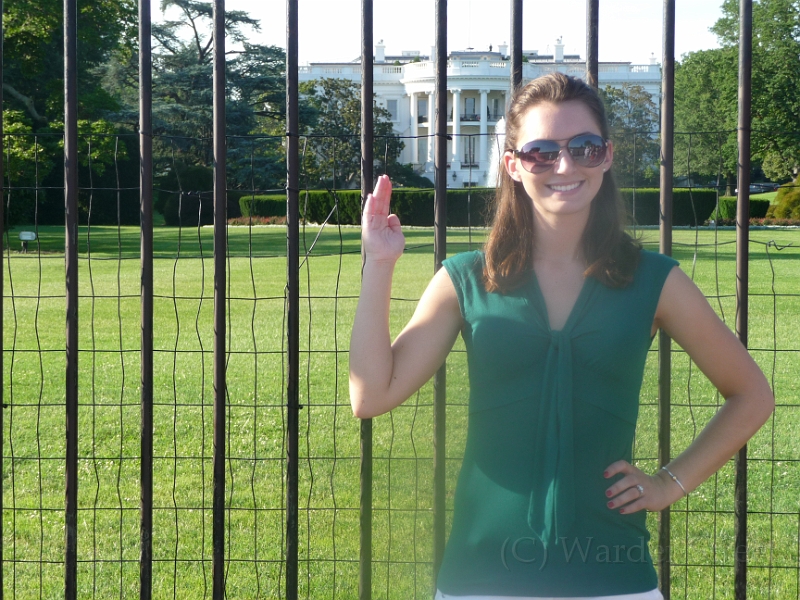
[2,125,800,599]
[1,1,799,596]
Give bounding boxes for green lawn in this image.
[751,191,779,203]
[3,224,800,599]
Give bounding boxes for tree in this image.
[713,0,800,181]
[600,84,660,188]
[3,0,136,126]
[299,78,403,189]
[674,47,740,192]
[3,0,138,225]
[101,0,288,193]
[674,0,800,188]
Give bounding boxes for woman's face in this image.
[503,100,613,223]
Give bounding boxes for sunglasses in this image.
[513,133,608,173]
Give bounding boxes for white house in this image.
[298,39,661,187]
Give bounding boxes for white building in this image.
[299,39,661,187]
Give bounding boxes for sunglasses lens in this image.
[517,140,561,172]
[567,134,607,167]
[516,134,608,173]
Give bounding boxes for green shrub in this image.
[161,191,212,227]
[709,196,770,222]
[619,188,717,226]
[156,166,245,226]
[236,187,727,228]
[388,187,495,227]
[674,190,718,225]
[445,188,495,227]
[240,195,286,219]
[240,189,363,225]
[237,188,495,227]
[767,177,800,220]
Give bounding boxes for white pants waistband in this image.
[434,587,664,600]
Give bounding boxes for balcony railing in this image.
[456,112,505,123]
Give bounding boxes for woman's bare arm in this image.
[605,266,775,512]
[349,175,463,419]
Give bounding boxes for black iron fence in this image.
[2,1,800,599]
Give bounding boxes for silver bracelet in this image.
[661,466,688,496]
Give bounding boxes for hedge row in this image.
[620,189,718,226]
[160,191,245,227]
[157,165,245,226]
[240,188,496,227]
[239,187,750,227]
[709,196,771,221]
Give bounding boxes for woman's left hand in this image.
[603,460,684,514]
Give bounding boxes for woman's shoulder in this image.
[442,250,486,299]
[631,249,681,295]
[442,249,485,277]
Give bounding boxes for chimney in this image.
[554,37,564,62]
[498,42,508,56]
[649,52,658,65]
[375,39,385,63]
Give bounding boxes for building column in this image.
[427,91,435,164]
[452,89,461,167]
[479,90,489,171]
[410,92,419,164]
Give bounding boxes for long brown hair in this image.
[483,72,640,293]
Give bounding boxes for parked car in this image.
[735,183,778,194]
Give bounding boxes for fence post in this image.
[359,1,374,598]
[586,0,599,89]
[657,1,675,598]
[510,0,522,91]
[734,2,752,598]
[139,0,154,597]
[212,0,227,597]
[64,0,79,596]
[432,0,448,587]
[285,0,300,598]
[0,0,4,585]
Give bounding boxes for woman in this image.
[349,73,773,599]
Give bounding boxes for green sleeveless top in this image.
[437,249,678,597]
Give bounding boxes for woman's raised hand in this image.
[362,175,405,264]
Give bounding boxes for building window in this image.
[418,97,428,122]
[387,99,398,121]
[492,98,502,120]
[463,137,477,166]
[464,97,476,119]
[417,137,428,162]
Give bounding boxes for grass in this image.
[751,191,779,203]
[3,224,800,599]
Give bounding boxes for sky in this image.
[158,0,725,65]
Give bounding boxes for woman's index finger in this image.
[372,174,392,206]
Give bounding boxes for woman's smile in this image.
[547,181,584,193]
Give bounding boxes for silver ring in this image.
[636,484,645,497]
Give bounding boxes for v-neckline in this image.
[528,271,595,333]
